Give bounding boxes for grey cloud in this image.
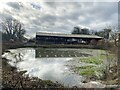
[0,13,13,20]
[40,14,57,22]
[7,2,21,10]
[0,2,118,37]
[45,2,56,8]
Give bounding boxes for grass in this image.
[73,65,101,79]
[80,68,96,76]
[80,55,106,65]
[74,65,96,77]
[72,51,117,80]
[74,65,95,69]
[72,51,112,79]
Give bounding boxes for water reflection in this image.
[2,48,86,87]
[35,48,91,58]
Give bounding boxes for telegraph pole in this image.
[118,33,120,87]
[118,2,120,87]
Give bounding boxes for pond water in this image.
[2,48,103,87]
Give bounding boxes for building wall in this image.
[36,35,101,45]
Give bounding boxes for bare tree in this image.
[2,19,26,42]
[115,32,120,87]
[106,25,120,86]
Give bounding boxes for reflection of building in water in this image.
[35,49,91,58]
[36,32,103,45]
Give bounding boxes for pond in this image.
[2,48,105,87]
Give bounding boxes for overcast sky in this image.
[0,1,118,38]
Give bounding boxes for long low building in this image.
[36,32,103,45]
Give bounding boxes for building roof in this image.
[36,32,103,39]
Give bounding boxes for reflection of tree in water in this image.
[15,53,23,63]
[9,51,23,64]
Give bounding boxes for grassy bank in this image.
[70,50,118,85]
[72,54,105,80]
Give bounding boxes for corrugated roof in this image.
[36,32,103,39]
